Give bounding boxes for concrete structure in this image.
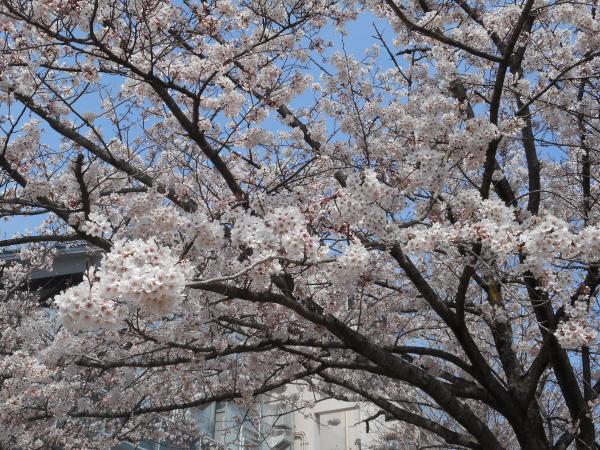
[291,397,363,450]
[120,393,373,450]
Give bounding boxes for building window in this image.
[317,408,360,450]
[214,404,226,443]
[293,432,306,450]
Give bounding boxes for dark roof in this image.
[0,245,103,280]
[1,245,103,302]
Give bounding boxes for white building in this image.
[290,396,364,450]
[112,393,384,450]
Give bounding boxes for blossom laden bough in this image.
[56,239,192,328]
[2,0,600,448]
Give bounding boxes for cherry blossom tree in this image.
[1,0,600,448]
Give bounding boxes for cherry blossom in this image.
[2,0,600,448]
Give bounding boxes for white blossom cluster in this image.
[333,170,394,235]
[3,120,39,170]
[555,300,598,349]
[54,282,125,330]
[55,239,192,329]
[102,192,223,251]
[328,242,370,287]
[230,205,319,261]
[241,128,274,148]
[79,212,112,238]
[0,261,32,293]
[402,223,453,256]
[520,216,574,258]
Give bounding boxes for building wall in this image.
[186,389,385,450]
[291,398,362,450]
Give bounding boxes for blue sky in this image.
[2,8,395,241]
